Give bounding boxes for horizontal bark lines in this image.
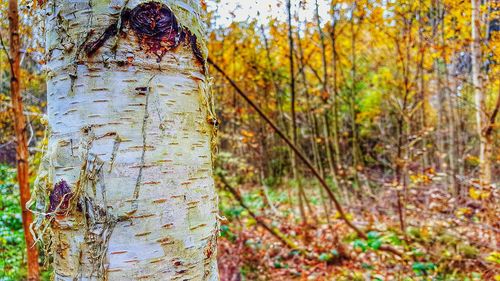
[34,0,218,280]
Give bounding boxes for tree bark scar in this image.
[129,2,178,39]
[84,1,205,65]
[129,2,181,62]
[48,180,73,215]
[188,32,205,68]
[84,23,118,56]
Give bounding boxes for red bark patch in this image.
[48,180,73,215]
[129,2,181,61]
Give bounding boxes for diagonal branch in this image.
[208,57,404,258]
[0,33,15,77]
[485,87,500,136]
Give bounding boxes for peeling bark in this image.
[31,1,218,280]
[48,180,73,214]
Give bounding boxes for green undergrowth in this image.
[0,164,51,281]
[216,168,499,280]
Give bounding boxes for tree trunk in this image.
[349,4,362,196]
[34,1,218,280]
[8,0,40,279]
[314,0,341,197]
[286,0,307,224]
[471,0,490,183]
[417,0,429,171]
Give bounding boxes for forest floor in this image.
[1,164,499,280]
[216,171,499,281]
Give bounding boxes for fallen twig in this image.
[217,172,303,252]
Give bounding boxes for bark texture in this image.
[30,1,218,280]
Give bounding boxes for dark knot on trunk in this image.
[84,1,205,66]
[130,2,179,39]
[128,2,182,61]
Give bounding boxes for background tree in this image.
[4,0,40,279]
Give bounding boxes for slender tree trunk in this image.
[436,11,459,194]
[8,0,40,280]
[349,5,362,196]
[260,24,288,181]
[431,0,446,176]
[314,0,341,197]
[417,0,429,171]
[294,25,328,223]
[294,25,319,174]
[444,69,459,194]
[34,1,218,280]
[435,60,447,174]
[286,0,307,224]
[287,0,297,145]
[330,4,341,169]
[329,6,347,202]
[471,0,490,183]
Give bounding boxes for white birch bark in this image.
[30,0,219,280]
[471,0,491,183]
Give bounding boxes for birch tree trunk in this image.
[31,1,218,280]
[471,0,491,184]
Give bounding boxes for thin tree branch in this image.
[208,57,404,258]
[485,87,500,136]
[0,32,15,76]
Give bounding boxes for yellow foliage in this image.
[469,187,490,200]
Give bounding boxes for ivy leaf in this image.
[353,239,367,252]
[318,252,333,262]
[368,238,382,250]
[367,231,380,240]
[412,262,436,276]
